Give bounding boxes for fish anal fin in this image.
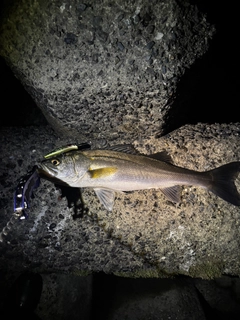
[94,188,115,211]
[148,151,173,164]
[160,185,181,203]
[89,167,118,179]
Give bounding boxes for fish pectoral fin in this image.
[160,186,181,203]
[89,167,118,179]
[93,188,115,211]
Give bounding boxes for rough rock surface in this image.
[0,0,215,140]
[0,123,240,278]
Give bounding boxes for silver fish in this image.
[38,145,240,211]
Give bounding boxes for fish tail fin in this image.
[207,162,240,206]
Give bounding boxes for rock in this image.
[106,278,206,320]
[0,0,215,140]
[0,123,239,278]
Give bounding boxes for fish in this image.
[14,166,40,219]
[37,145,240,211]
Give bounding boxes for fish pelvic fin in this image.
[207,162,240,206]
[94,188,115,211]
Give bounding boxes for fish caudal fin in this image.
[207,162,240,206]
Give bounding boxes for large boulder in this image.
[0,123,239,278]
[0,0,214,140]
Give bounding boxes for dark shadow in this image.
[163,0,240,134]
[55,184,88,219]
[0,57,48,127]
[90,272,117,320]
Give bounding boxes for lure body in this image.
[13,143,91,219]
[13,166,40,219]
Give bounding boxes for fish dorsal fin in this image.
[107,144,140,155]
[89,167,118,179]
[148,151,173,164]
[93,188,115,211]
[160,186,181,203]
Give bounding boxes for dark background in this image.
[166,0,240,132]
[0,0,239,130]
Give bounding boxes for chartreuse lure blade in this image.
[44,145,79,159]
[44,143,91,159]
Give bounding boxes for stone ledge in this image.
[0,123,239,278]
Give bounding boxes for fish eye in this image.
[51,159,60,166]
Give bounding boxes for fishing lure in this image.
[1,167,40,241]
[0,143,91,242]
[13,143,91,220]
[13,165,40,220]
[44,143,91,159]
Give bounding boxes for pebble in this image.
[155,32,164,40]
[64,33,78,45]
[117,42,125,51]
[146,41,155,50]
[49,223,57,230]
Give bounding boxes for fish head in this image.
[38,151,89,186]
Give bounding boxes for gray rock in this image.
[107,278,206,320]
[0,123,240,278]
[0,0,215,140]
[37,274,93,320]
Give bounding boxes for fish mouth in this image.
[37,163,58,178]
[37,164,70,186]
